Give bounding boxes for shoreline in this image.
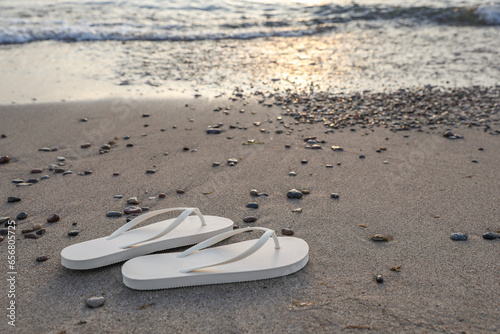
[1,91,499,332]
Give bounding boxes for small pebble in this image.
[301,160,308,164]
[176,189,185,194]
[31,168,43,174]
[301,190,310,195]
[0,155,10,164]
[142,113,150,118]
[287,189,303,199]
[450,233,468,241]
[7,196,21,203]
[24,233,38,239]
[281,228,294,236]
[80,118,88,122]
[124,206,142,214]
[41,175,50,180]
[86,297,106,308]
[68,230,79,237]
[81,143,91,148]
[16,212,27,220]
[370,234,393,242]
[227,158,238,165]
[57,157,66,162]
[114,195,123,199]
[36,256,49,262]
[289,171,297,176]
[326,164,333,168]
[101,144,111,150]
[250,189,259,196]
[26,178,38,184]
[246,203,259,209]
[12,179,24,183]
[158,193,166,198]
[383,161,389,164]
[292,208,302,213]
[126,143,134,147]
[331,146,344,152]
[482,232,500,240]
[212,162,220,167]
[0,217,10,224]
[375,274,384,284]
[16,183,32,187]
[206,129,222,134]
[331,193,340,199]
[113,172,120,176]
[243,216,258,223]
[54,168,65,173]
[127,197,140,205]
[359,155,365,159]
[63,171,73,176]
[471,159,478,163]
[146,169,156,174]
[39,147,51,152]
[84,170,93,175]
[337,162,341,166]
[106,211,122,218]
[36,229,45,236]
[47,214,60,223]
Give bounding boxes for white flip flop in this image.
[121,227,309,290]
[61,207,233,270]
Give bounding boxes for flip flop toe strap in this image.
[178,227,280,273]
[106,207,206,249]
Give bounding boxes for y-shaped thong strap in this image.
[106,207,206,249]
[178,227,280,273]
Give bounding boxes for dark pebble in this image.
[47,214,60,223]
[146,169,156,174]
[450,233,468,241]
[376,274,384,284]
[142,113,150,118]
[301,160,308,164]
[24,233,39,239]
[126,143,134,147]
[86,297,106,308]
[243,216,258,223]
[246,202,259,209]
[0,228,7,235]
[482,232,500,240]
[212,162,220,167]
[370,234,392,242]
[281,228,294,236]
[101,144,111,150]
[287,189,303,199]
[16,212,27,220]
[54,168,65,173]
[81,143,91,149]
[41,175,49,180]
[12,179,24,184]
[31,168,43,174]
[113,172,120,176]
[158,193,166,198]
[331,193,340,199]
[68,230,79,236]
[7,196,21,203]
[80,118,88,122]
[301,190,310,195]
[26,178,38,184]
[39,147,51,152]
[36,229,45,236]
[84,170,93,175]
[326,164,333,168]
[36,256,49,262]
[176,189,185,194]
[207,129,222,134]
[124,206,143,214]
[471,159,478,163]
[0,156,10,164]
[331,146,343,152]
[106,211,122,218]
[183,147,189,151]
[1,134,6,138]
[359,155,365,159]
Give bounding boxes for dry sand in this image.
[0,96,499,333]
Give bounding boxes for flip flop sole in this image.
[61,215,233,270]
[122,237,309,290]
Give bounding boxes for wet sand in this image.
[0,94,499,333]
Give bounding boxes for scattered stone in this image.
[287,189,303,199]
[250,189,259,196]
[0,236,3,242]
[0,217,10,224]
[443,131,463,139]
[12,179,23,183]
[68,230,79,237]
[113,172,120,176]
[62,171,73,176]
[36,256,49,262]
[142,113,150,118]
[206,128,222,134]
[375,274,384,284]
[124,206,143,215]
[127,197,140,205]
[282,228,294,236]
[31,168,43,174]
[114,195,123,199]
[450,233,468,241]
[51,147,58,151]
[301,190,310,195]
[337,162,341,166]
[0,228,7,235]
[1,134,6,138]
[212,162,220,167]
[126,143,134,147]
[7,197,21,203]
[227,158,238,166]
[41,175,50,180]
[26,178,38,184]
[289,171,297,176]
[101,144,111,150]
[21,223,42,234]
[54,168,65,173]
[292,208,302,213]
[331,193,340,199]
[243,216,258,223]
[57,157,66,162]
[301,160,308,164]
[16,212,27,220]
[106,211,122,218]
[0,155,10,164]
[176,189,185,194]
[80,143,92,149]
[482,232,500,240]
[359,155,365,159]
[285,144,291,149]
[80,118,88,122]
[471,159,478,163]
[38,147,51,152]
[146,169,156,174]
[331,146,344,152]
[383,161,389,164]
[24,233,38,239]
[246,203,259,209]
[16,183,32,187]
[36,229,45,236]
[86,297,106,308]
[370,234,393,242]
[326,164,333,168]
[158,193,166,198]
[47,214,60,223]
[84,170,93,175]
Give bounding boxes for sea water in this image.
[0,0,499,102]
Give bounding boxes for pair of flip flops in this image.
[61,208,309,290]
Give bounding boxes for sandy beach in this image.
[1,89,499,333]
